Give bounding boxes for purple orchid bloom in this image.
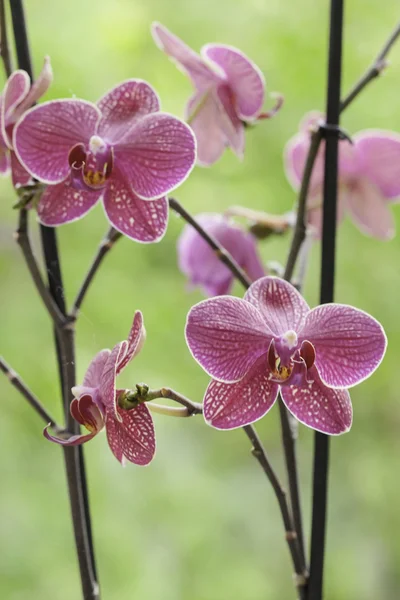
[13,79,196,243]
[44,311,155,466]
[152,22,268,166]
[178,213,265,296]
[0,57,52,186]
[185,276,387,434]
[285,112,400,239]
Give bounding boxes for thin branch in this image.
[169,197,252,289]
[0,0,13,76]
[70,228,122,320]
[340,21,400,112]
[15,210,67,329]
[0,356,60,428]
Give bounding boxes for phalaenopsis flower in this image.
[0,57,52,186]
[45,311,155,465]
[14,79,196,242]
[178,213,265,296]
[152,22,276,166]
[185,276,386,434]
[285,112,400,239]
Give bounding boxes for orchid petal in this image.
[216,85,245,158]
[284,132,324,193]
[104,413,124,463]
[119,404,155,465]
[204,355,279,429]
[355,130,400,199]
[44,425,97,446]
[100,341,128,414]
[103,169,168,242]
[76,394,105,432]
[245,276,309,335]
[13,100,101,184]
[13,56,53,122]
[10,151,32,187]
[300,303,387,389]
[37,180,102,226]
[202,44,265,119]
[185,296,272,382]
[347,178,395,240]
[151,22,219,90]
[115,112,196,200]
[97,79,160,144]
[280,366,352,435]
[306,184,347,239]
[1,70,30,146]
[185,92,226,166]
[0,146,10,175]
[83,349,111,387]
[117,310,146,373]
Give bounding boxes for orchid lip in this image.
[68,141,114,191]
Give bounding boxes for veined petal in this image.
[76,394,105,432]
[44,425,97,446]
[204,355,279,429]
[103,170,168,242]
[13,99,101,184]
[280,366,353,435]
[347,178,395,240]
[185,296,272,382]
[37,180,102,226]
[202,44,265,120]
[117,310,146,373]
[300,303,387,389]
[151,22,220,90]
[216,85,245,159]
[118,404,155,465]
[13,56,53,123]
[245,276,309,335]
[97,79,160,144]
[83,349,111,387]
[115,112,196,200]
[1,70,30,146]
[100,341,128,415]
[185,92,226,166]
[10,151,32,187]
[355,130,400,199]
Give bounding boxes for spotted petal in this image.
[13,99,101,184]
[37,180,102,226]
[299,303,387,389]
[245,276,310,335]
[103,169,168,242]
[105,404,155,466]
[117,310,146,373]
[202,44,265,119]
[204,355,279,429]
[97,79,160,144]
[185,296,272,382]
[10,151,32,186]
[355,130,400,199]
[100,341,128,415]
[83,349,111,387]
[115,112,196,200]
[280,366,353,435]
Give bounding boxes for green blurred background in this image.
[1,1,400,598]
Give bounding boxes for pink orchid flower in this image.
[285,112,400,239]
[0,57,52,186]
[185,276,386,434]
[13,79,196,243]
[178,213,265,296]
[152,22,267,166]
[44,311,155,466]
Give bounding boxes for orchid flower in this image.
[0,57,52,187]
[178,213,265,296]
[185,276,387,434]
[44,311,155,465]
[152,22,272,166]
[285,112,400,239]
[13,79,196,243]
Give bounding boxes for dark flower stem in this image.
[0,356,60,428]
[307,2,344,599]
[9,2,99,598]
[0,0,13,75]
[70,227,122,320]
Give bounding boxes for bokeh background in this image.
[1,1,400,598]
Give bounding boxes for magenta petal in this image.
[284,132,324,193]
[116,112,196,199]
[204,355,279,429]
[0,146,10,175]
[185,92,226,166]
[37,180,102,226]
[185,296,272,382]
[1,70,30,145]
[44,425,97,446]
[10,151,32,187]
[151,22,219,90]
[245,276,309,335]
[355,130,400,199]
[83,349,111,387]
[117,310,146,373]
[347,178,395,240]
[13,56,53,123]
[280,366,353,435]
[97,79,160,144]
[13,100,101,184]
[103,170,168,242]
[118,404,155,465]
[202,44,265,119]
[216,85,245,158]
[300,303,387,389]
[77,395,105,432]
[100,341,128,414]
